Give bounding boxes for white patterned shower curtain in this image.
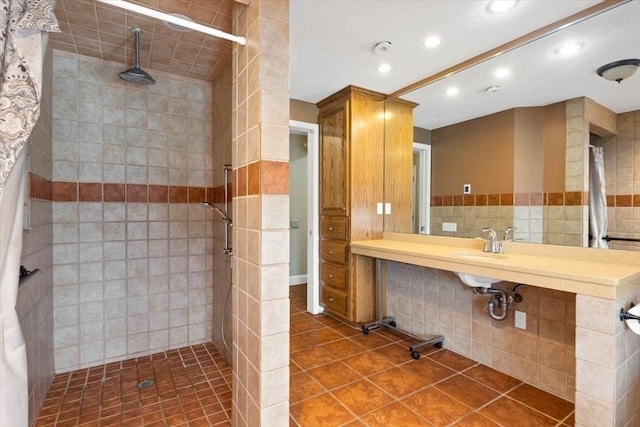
[0,0,58,425]
[589,146,608,249]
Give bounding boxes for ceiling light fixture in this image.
[446,87,460,97]
[96,0,246,45]
[494,67,510,79]
[424,36,441,48]
[377,63,392,73]
[597,59,640,83]
[489,0,517,13]
[164,13,194,32]
[555,42,583,56]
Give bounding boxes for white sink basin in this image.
[455,271,503,288]
[454,251,508,260]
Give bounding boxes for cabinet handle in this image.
[329,274,334,278]
[329,251,334,254]
[329,297,334,302]
[329,227,334,231]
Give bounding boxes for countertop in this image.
[350,233,640,299]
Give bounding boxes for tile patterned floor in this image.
[288,285,575,427]
[35,344,231,426]
[35,285,574,426]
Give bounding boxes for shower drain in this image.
[137,379,155,390]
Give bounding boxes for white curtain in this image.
[1,1,58,425]
[589,146,608,249]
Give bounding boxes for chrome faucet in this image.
[481,228,501,253]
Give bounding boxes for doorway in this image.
[289,120,322,314]
[413,143,431,234]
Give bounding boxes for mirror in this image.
[383,0,640,251]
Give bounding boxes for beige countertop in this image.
[350,233,640,299]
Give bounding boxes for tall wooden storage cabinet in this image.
[316,86,385,323]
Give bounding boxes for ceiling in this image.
[50,0,234,81]
[50,1,640,130]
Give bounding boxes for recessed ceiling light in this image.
[377,63,392,73]
[489,0,517,13]
[494,67,510,78]
[446,87,460,96]
[556,42,583,56]
[424,36,441,48]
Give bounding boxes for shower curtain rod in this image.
[96,0,247,45]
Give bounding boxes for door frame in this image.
[289,120,322,314]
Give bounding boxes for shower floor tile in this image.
[34,343,231,426]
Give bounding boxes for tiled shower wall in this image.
[50,50,215,372]
[385,261,576,402]
[604,110,640,251]
[18,46,55,426]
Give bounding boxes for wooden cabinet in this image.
[316,86,386,323]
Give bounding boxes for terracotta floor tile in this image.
[403,387,473,427]
[435,374,500,409]
[320,338,366,359]
[307,361,363,390]
[428,349,478,371]
[507,383,574,421]
[290,393,355,427]
[452,412,502,427]
[290,346,337,370]
[343,351,395,376]
[463,364,522,393]
[314,315,343,327]
[349,332,395,350]
[331,323,362,337]
[289,372,326,403]
[479,396,557,427]
[361,401,431,427]
[291,317,326,333]
[305,328,346,345]
[401,357,456,385]
[375,342,416,365]
[290,334,314,352]
[369,366,428,397]
[332,379,394,416]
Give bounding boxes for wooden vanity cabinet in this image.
[316,86,386,323]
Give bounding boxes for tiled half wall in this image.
[385,261,576,402]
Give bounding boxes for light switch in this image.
[385,203,391,214]
[376,202,383,215]
[442,222,457,232]
[290,219,299,229]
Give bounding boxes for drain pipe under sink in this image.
[474,287,510,320]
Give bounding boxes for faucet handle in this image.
[503,226,516,241]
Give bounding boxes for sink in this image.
[454,272,503,288]
[454,251,508,260]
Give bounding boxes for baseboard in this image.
[289,275,307,286]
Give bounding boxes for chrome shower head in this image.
[120,28,155,85]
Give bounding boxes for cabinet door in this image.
[319,103,349,216]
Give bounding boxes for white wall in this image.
[289,133,308,279]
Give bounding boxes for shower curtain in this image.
[589,146,608,249]
[1,0,58,425]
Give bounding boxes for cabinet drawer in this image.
[320,217,348,240]
[320,262,348,290]
[321,286,349,318]
[320,241,348,264]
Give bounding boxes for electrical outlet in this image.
[515,310,527,330]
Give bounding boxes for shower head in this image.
[120,28,155,85]
[199,202,232,224]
